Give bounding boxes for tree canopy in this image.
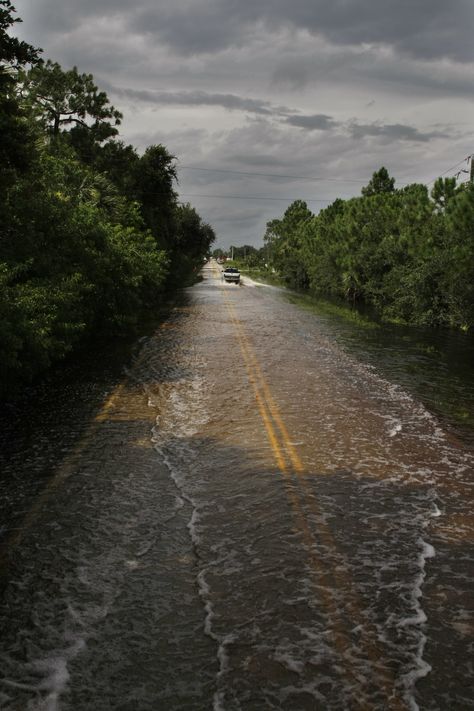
[234,166,473,331]
[19,60,122,138]
[361,166,395,197]
[0,0,40,180]
[0,0,39,66]
[0,7,215,395]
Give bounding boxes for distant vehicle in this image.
[222,267,241,284]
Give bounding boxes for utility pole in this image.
[470,155,474,183]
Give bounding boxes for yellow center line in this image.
[233,314,303,472]
[219,286,369,702]
[215,265,407,710]
[0,378,140,563]
[94,382,127,422]
[227,307,289,473]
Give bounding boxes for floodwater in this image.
[0,261,473,710]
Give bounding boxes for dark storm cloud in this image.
[130,0,473,63]
[221,207,263,227]
[157,114,467,249]
[112,76,448,148]
[271,59,310,90]
[285,114,337,131]
[20,0,474,64]
[348,122,448,143]
[353,61,474,101]
[14,0,473,251]
[107,85,295,116]
[223,153,286,169]
[282,114,445,144]
[110,87,276,114]
[282,0,474,64]
[271,48,474,100]
[108,84,445,147]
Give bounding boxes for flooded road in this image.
[0,261,473,710]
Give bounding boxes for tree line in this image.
[232,166,474,331]
[0,1,215,393]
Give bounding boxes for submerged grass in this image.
[284,292,380,330]
[236,265,379,328]
[237,267,286,289]
[239,265,474,443]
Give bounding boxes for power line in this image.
[150,153,474,208]
[177,192,333,203]
[180,159,474,189]
[178,164,370,184]
[426,156,471,185]
[160,154,474,208]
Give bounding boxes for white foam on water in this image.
[196,569,216,639]
[212,690,226,711]
[195,568,237,711]
[187,503,203,549]
[273,649,305,675]
[402,657,433,711]
[388,419,403,438]
[129,332,236,708]
[398,536,436,709]
[125,559,140,570]
[1,638,86,711]
[134,295,473,709]
[278,680,329,706]
[351,357,453,451]
[142,355,233,706]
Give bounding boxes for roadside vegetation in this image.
[225,166,474,332]
[0,2,214,394]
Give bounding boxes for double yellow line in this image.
[217,270,407,711]
[232,313,301,475]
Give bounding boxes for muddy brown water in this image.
[0,262,473,710]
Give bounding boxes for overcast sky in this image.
[15,0,474,249]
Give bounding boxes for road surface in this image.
[0,260,473,710]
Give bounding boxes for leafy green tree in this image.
[231,245,262,267]
[83,139,140,196]
[0,0,40,184]
[442,184,474,329]
[302,198,346,297]
[131,144,177,248]
[212,248,226,259]
[165,203,215,285]
[174,203,215,258]
[19,59,122,138]
[361,166,395,197]
[431,177,459,212]
[318,196,392,303]
[1,143,171,392]
[375,190,447,325]
[0,11,218,393]
[264,200,312,289]
[0,0,39,66]
[256,167,473,329]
